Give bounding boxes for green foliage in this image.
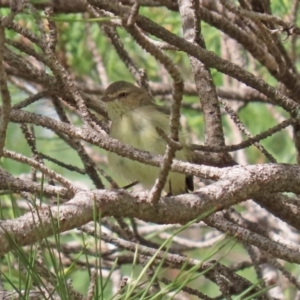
[1,0,299,298]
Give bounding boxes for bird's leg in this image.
[121,181,139,190]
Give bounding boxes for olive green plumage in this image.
[101,81,193,195]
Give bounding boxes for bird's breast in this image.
[107,107,190,194]
[110,108,168,154]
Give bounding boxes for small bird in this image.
[99,81,193,195]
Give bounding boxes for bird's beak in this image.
[101,95,113,102]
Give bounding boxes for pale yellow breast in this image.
[107,106,188,194]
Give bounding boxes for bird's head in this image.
[102,81,152,120]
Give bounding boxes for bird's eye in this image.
[118,92,128,98]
